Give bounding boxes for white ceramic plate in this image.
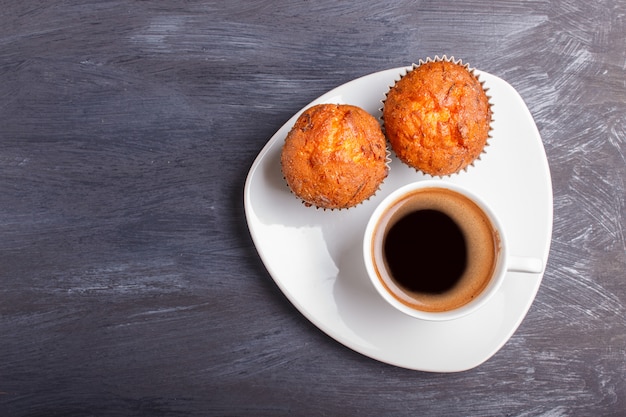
[244,67,553,372]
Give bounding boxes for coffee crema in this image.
[370,187,500,312]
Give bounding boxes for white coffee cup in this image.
[363,180,543,321]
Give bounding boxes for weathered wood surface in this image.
[1,1,624,416]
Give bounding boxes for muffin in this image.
[281,103,389,209]
[382,58,492,176]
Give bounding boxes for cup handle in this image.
[508,256,544,274]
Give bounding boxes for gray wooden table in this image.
[1,1,625,416]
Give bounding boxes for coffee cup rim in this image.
[363,180,508,321]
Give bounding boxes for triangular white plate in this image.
[244,67,553,372]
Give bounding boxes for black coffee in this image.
[384,209,467,294]
[372,187,498,312]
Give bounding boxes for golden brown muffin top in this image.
[281,104,388,209]
[383,61,492,176]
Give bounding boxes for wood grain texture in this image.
[1,1,624,416]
